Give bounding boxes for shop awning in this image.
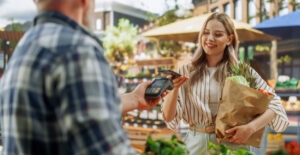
[254,11,300,40]
[142,13,277,43]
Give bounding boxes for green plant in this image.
[151,9,179,26]
[158,40,181,57]
[255,44,270,53]
[208,142,253,155]
[4,19,24,32]
[143,134,188,155]
[147,5,192,58]
[102,18,137,63]
[270,149,289,155]
[277,55,292,64]
[229,62,257,89]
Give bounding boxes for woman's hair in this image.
[189,12,239,85]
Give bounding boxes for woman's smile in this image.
[205,42,217,49]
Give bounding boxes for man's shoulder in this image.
[10,23,104,71]
[24,23,102,52]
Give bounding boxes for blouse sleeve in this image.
[251,68,289,132]
[161,96,184,130]
[161,65,186,130]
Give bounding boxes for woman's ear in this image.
[227,34,234,45]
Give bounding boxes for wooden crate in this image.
[123,126,177,153]
[267,139,285,153]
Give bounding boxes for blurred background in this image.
[1,0,300,154]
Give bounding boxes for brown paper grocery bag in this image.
[215,79,274,147]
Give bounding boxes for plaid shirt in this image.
[0,11,136,155]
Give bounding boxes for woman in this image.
[161,13,289,155]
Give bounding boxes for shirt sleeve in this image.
[161,96,184,130]
[161,65,186,130]
[46,45,137,155]
[251,68,289,132]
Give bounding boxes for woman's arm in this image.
[226,67,289,144]
[226,109,276,144]
[248,109,276,132]
[162,76,189,122]
[252,67,289,132]
[162,87,180,122]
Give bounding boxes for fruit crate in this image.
[267,139,285,152]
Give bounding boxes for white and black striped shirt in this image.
[162,64,289,132]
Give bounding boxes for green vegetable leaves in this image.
[208,142,253,155]
[143,134,188,155]
[229,63,257,89]
[227,76,249,87]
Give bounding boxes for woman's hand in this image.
[160,75,188,122]
[172,76,189,90]
[225,124,256,144]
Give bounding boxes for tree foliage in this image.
[5,22,23,32]
[149,9,180,26]
[102,18,137,63]
[147,5,193,57]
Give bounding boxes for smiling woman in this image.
[201,19,234,66]
[189,13,238,85]
[160,12,288,155]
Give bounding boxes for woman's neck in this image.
[206,57,222,67]
[206,55,223,67]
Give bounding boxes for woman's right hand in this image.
[172,76,189,90]
[162,75,188,122]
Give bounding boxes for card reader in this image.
[145,77,174,99]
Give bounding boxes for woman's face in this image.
[201,19,232,58]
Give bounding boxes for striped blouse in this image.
[162,64,289,132]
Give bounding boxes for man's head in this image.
[33,0,94,29]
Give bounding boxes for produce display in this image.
[269,149,288,155]
[268,134,283,141]
[123,110,166,129]
[275,78,299,89]
[267,133,285,153]
[143,135,188,155]
[208,142,253,155]
[284,141,300,155]
[281,99,300,111]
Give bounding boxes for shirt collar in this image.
[33,11,103,47]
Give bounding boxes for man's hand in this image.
[132,81,169,110]
[225,124,256,144]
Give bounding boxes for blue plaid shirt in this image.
[0,11,136,155]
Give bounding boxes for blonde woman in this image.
[161,13,289,155]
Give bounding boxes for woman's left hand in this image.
[225,124,256,144]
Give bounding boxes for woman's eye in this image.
[215,33,223,37]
